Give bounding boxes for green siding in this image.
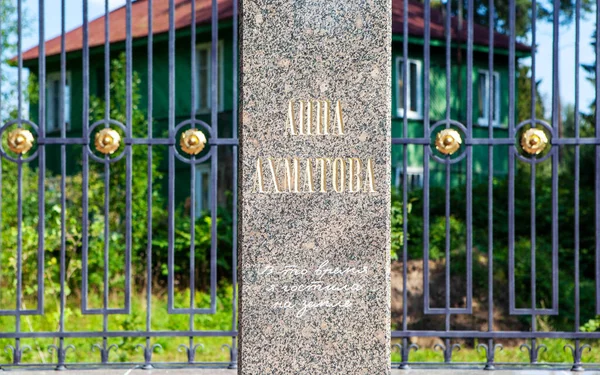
[25,28,236,207]
[391,43,515,189]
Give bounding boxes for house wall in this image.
[390,42,516,189]
[26,26,236,210]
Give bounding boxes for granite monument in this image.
[239,0,391,373]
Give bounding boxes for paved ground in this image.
[1,372,598,374]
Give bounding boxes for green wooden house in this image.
[21,0,529,209]
[389,1,529,189]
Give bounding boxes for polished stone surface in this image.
[239,0,391,373]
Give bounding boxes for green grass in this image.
[391,338,600,364]
[0,285,236,365]
[2,286,600,366]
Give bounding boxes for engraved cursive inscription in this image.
[258,261,368,317]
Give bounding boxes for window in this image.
[477,70,500,126]
[195,41,224,113]
[46,72,71,133]
[395,57,422,119]
[195,163,212,216]
[394,166,424,190]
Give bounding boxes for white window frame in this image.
[476,70,501,127]
[395,165,424,190]
[195,41,224,114]
[395,57,423,120]
[46,72,71,133]
[194,163,212,217]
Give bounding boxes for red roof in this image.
[21,0,233,61]
[21,0,528,62]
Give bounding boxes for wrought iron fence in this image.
[1,0,600,371]
[392,0,600,371]
[0,0,238,370]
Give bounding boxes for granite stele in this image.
[239,0,391,373]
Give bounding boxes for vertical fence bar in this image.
[466,0,474,314]
[189,160,196,356]
[230,0,239,367]
[550,0,559,315]
[444,159,451,360]
[57,0,68,367]
[10,0,23,354]
[444,0,452,359]
[15,162,23,364]
[530,1,537,122]
[14,0,23,364]
[36,0,46,316]
[464,0,473,317]
[125,0,133,314]
[104,0,110,122]
[422,0,431,314]
[209,0,219,313]
[145,0,154,360]
[81,0,91,313]
[102,160,110,332]
[530,159,537,361]
[400,0,410,366]
[485,0,495,368]
[188,0,197,359]
[529,0,539,361]
[16,0,22,122]
[102,0,111,354]
[508,0,517,315]
[572,0,583,367]
[167,0,175,314]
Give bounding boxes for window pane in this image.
[397,60,404,112]
[477,72,487,120]
[197,49,209,110]
[492,74,498,122]
[52,79,60,131]
[47,80,55,131]
[64,82,71,126]
[202,171,210,212]
[409,62,417,112]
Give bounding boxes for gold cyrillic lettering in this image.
[366,158,376,192]
[348,158,362,192]
[267,158,281,193]
[333,158,345,192]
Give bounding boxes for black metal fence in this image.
[0,0,238,370]
[1,0,600,371]
[392,0,600,371]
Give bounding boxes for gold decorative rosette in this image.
[180,129,207,155]
[435,128,462,155]
[94,128,121,155]
[7,128,35,154]
[520,128,548,155]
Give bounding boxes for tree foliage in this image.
[440,0,593,39]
